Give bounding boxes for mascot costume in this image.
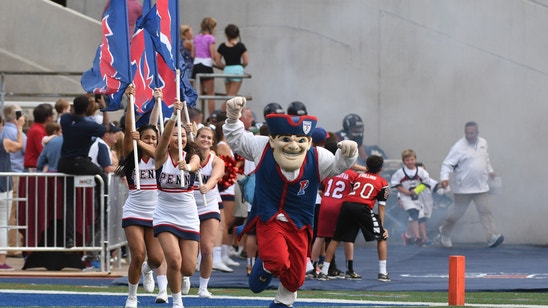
[223,97,357,307]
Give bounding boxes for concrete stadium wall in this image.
[1,0,547,245]
[0,0,102,98]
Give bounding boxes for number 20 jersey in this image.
[343,172,390,210]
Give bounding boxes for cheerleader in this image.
[154,100,202,308]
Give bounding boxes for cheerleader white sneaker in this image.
[141,262,155,293]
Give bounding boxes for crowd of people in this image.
[0,91,504,307]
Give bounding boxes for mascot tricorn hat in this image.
[265,114,318,136]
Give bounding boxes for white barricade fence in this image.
[107,173,129,268]
[0,172,128,272]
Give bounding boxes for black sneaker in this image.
[327,268,345,279]
[488,233,504,248]
[345,271,362,280]
[316,272,329,281]
[378,273,391,282]
[305,269,317,279]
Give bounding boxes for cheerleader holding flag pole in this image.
[129,91,141,190]
[175,69,186,187]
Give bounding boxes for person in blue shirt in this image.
[0,111,26,270]
[57,95,111,248]
[2,105,27,256]
[2,105,27,173]
[37,122,63,172]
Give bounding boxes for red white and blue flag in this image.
[133,0,197,115]
[82,0,196,117]
[129,28,156,114]
[81,0,131,97]
[156,0,197,108]
[134,0,173,126]
[135,0,197,125]
[124,0,158,115]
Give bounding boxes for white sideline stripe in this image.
[0,289,545,307]
[0,289,434,306]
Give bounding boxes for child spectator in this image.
[390,149,431,246]
[415,162,435,246]
[41,122,61,146]
[54,99,71,123]
[179,24,194,82]
[37,122,62,172]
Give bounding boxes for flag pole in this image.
[157,97,164,134]
[125,1,138,190]
[130,94,141,190]
[176,69,185,187]
[183,100,207,206]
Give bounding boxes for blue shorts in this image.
[406,208,420,221]
[221,194,235,202]
[224,65,244,83]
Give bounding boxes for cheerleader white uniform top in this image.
[194,151,221,217]
[122,156,157,228]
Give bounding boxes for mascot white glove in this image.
[226,97,247,123]
[337,140,358,158]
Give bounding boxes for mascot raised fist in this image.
[337,140,358,158]
[225,96,247,122]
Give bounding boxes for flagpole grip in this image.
[130,94,141,190]
[183,101,193,140]
[176,69,181,104]
[157,97,164,135]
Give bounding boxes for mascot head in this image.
[265,114,318,172]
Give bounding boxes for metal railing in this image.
[0,172,127,272]
[194,72,252,117]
